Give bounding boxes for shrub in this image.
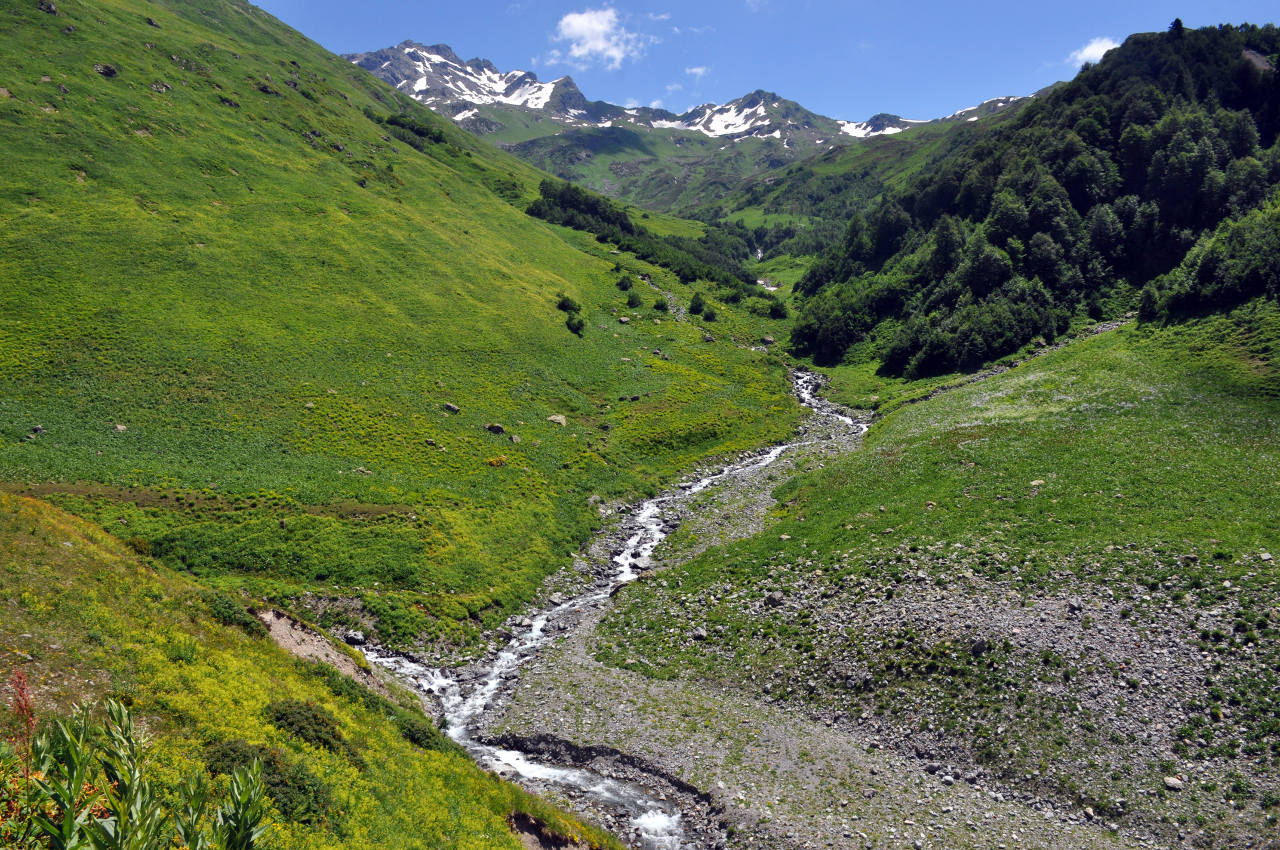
[565,314,585,335]
[264,699,360,766]
[616,275,634,291]
[205,739,335,826]
[703,308,717,322]
[652,298,669,312]
[626,291,642,308]
[166,634,200,664]
[204,590,267,638]
[688,291,705,314]
[555,294,580,313]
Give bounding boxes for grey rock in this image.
[443,402,460,413]
[485,423,505,434]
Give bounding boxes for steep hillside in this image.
[0,0,797,650]
[791,23,1280,376]
[0,492,621,849]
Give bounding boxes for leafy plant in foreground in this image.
[1,693,268,850]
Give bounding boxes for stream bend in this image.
[367,370,865,849]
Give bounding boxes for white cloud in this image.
[1068,37,1119,67]
[685,65,709,78]
[648,12,670,20]
[665,81,683,93]
[649,98,663,108]
[551,8,650,71]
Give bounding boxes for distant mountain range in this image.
[345,41,1029,210]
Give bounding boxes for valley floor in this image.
[407,309,1279,850]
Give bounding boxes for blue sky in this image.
[254,1,1279,120]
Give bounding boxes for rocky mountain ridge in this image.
[346,40,1027,147]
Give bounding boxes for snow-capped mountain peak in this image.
[346,41,1027,145]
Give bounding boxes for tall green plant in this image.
[2,699,269,850]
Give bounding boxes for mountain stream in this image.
[366,371,865,849]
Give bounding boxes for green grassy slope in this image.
[598,306,1280,843]
[0,0,797,645]
[0,493,622,849]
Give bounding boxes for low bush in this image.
[205,739,336,827]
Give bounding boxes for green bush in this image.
[204,590,267,638]
[688,291,705,314]
[626,291,642,308]
[264,699,361,766]
[653,298,669,312]
[205,739,336,827]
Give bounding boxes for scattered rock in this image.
[343,629,366,646]
[443,402,460,413]
[149,80,170,93]
[1261,552,1274,562]
[145,16,160,27]
[486,423,505,435]
[764,591,785,608]
[618,316,630,324]
[38,0,56,13]
[113,424,127,432]
[762,336,775,345]
[93,63,118,78]
[0,88,10,99]
[1163,776,1184,791]
[702,334,714,342]
[691,627,708,641]
[547,415,567,426]
[1030,479,1045,486]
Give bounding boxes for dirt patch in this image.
[256,609,388,697]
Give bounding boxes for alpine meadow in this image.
[1,2,1277,850]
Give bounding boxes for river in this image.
[366,370,865,849]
